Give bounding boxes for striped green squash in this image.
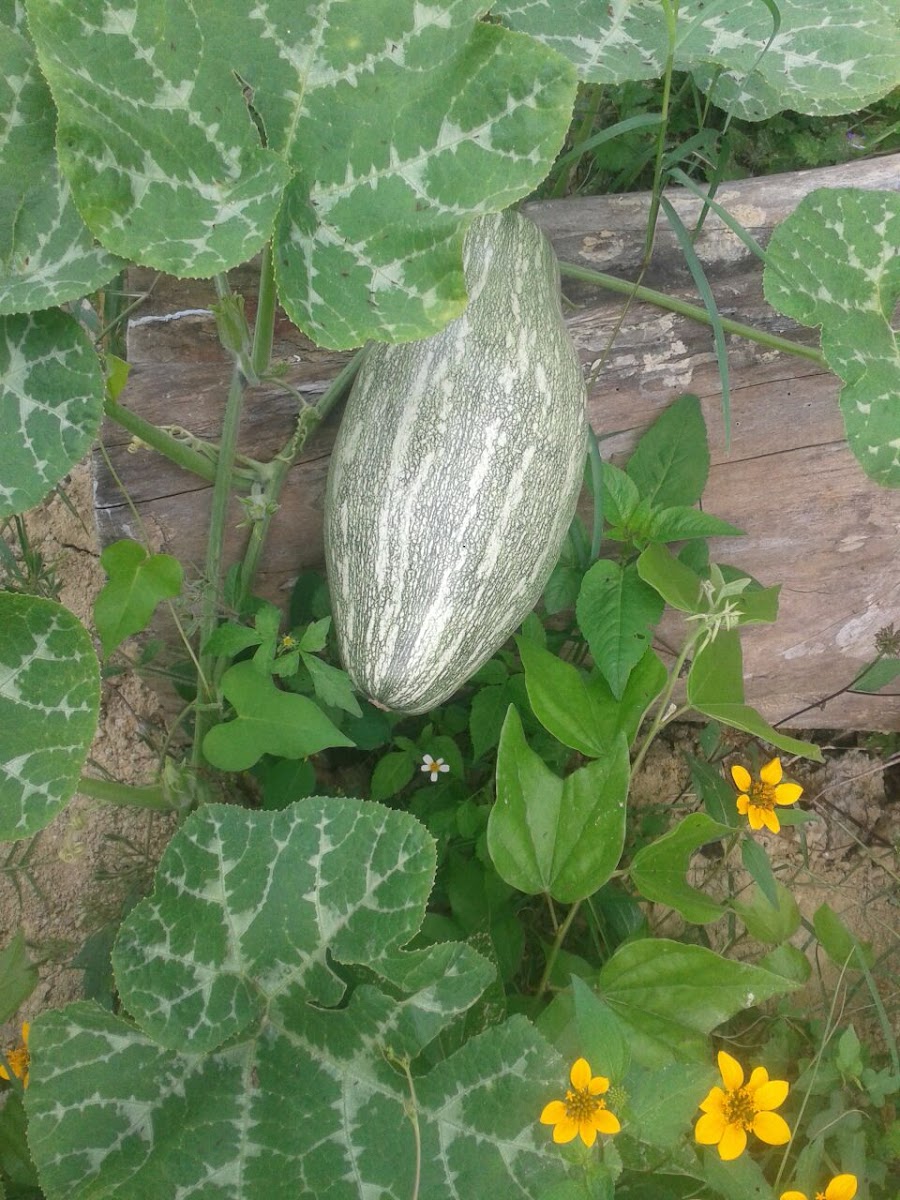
[325,210,587,714]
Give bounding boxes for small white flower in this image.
[421,754,450,782]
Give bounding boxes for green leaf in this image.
[597,939,798,1067]
[576,561,663,699]
[687,631,824,762]
[600,462,640,530]
[517,638,664,756]
[469,682,512,760]
[0,1091,40,1195]
[734,881,801,945]
[648,507,743,542]
[0,592,99,840]
[27,0,291,279]
[496,0,900,120]
[0,310,105,517]
[271,14,578,348]
[200,622,263,659]
[571,977,631,1084]
[0,930,38,1024]
[202,661,354,771]
[0,20,123,314]
[488,707,629,903]
[298,616,332,653]
[851,657,900,693]
[300,652,363,718]
[628,1062,717,1149]
[255,757,316,811]
[740,836,779,909]
[701,1150,776,1200]
[94,540,182,659]
[630,813,732,925]
[626,394,710,509]
[517,637,606,757]
[544,562,584,615]
[636,543,703,613]
[732,583,781,626]
[26,799,571,1199]
[687,755,738,828]
[758,943,811,985]
[813,902,874,970]
[764,187,900,486]
[369,749,416,803]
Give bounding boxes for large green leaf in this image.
[495,0,900,120]
[625,393,709,508]
[764,187,900,487]
[0,19,123,314]
[26,798,572,1199]
[0,592,99,840]
[27,1,577,350]
[576,560,663,698]
[488,706,629,902]
[597,939,798,1066]
[0,309,105,517]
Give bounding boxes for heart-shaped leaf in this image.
[26,798,571,1199]
[94,539,183,658]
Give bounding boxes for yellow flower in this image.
[731,758,803,834]
[781,1174,857,1200]
[0,1022,30,1089]
[695,1050,790,1160]
[540,1057,621,1147]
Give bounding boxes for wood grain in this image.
[93,156,900,731]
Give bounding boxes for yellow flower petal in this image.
[540,1100,567,1125]
[825,1175,858,1200]
[588,1074,609,1095]
[570,1057,591,1090]
[760,758,783,785]
[718,1050,744,1091]
[775,783,803,806]
[578,1121,598,1148]
[746,1066,769,1092]
[552,1117,579,1144]
[736,795,750,814]
[779,1192,808,1200]
[21,1023,29,1046]
[594,1109,621,1135]
[752,1110,791,1145]
[699,1085,726,1114]
[0,1064,9,1082]
[761,807,781,834]
[731,764,752,791]
[753,1079,789,1111]
[748,805,765,830]
[718,1122,748,1160]
[695,1111,727,1145]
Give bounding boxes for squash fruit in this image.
[325,210,587,714]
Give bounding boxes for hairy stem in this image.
[77,775,177,811]
[251,244,277,379]
[560,262,827,366]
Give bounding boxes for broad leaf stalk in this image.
[2,4,898,1198]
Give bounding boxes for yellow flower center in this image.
[722,1086,756,1129]
[564,1086,606,1123]
[815,1193,826,1200]
[749,780,776,812]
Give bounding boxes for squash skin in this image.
[325,210,587,714]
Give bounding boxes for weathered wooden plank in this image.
[93,157,900,730]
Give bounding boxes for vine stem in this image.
[559,262,827,366]
[643,0,679,266]
[192,360,246,765]
[535,898,582,1005]
[235,350,365,611]
[631,637,696,778]
[77,775,177,810]
[251,243,277,378]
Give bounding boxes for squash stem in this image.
[559,262,827,366]
[77,775,179,811]
[192,360,246,769]
[235,349,366,611]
